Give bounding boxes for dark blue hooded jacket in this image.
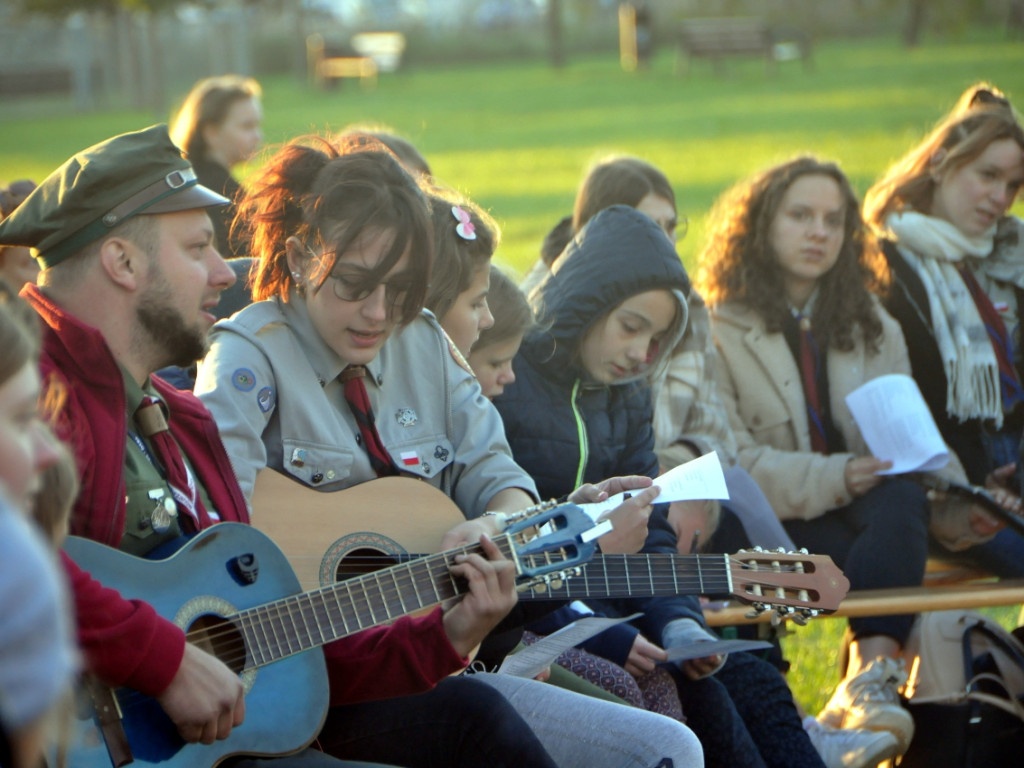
[494,205,710,663]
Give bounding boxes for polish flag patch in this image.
[400,451,420,466]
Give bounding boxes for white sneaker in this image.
[804,717,901,768]
[817,657,914,753]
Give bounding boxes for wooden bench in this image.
[307,33,378,91]
[705,559,1024,627]
[676,17,811,76]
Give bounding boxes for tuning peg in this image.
[791,613,809,627]
[798,547,809,555]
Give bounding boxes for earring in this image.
[291,271,301,281]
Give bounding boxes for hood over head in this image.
[527,204,691,384]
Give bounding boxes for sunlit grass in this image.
[3,25,1023,714]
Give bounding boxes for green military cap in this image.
[0,124,229,268]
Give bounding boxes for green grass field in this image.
[3,25,1024,714]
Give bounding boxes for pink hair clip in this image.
[452,205,477,241]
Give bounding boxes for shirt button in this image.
[312,472,324,484]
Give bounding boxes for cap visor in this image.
[144,183,230,214]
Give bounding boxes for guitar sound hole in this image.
[334,547,401,581]
[190,614,247,675]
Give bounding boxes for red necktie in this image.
[958,266,1024,410]
[798,318,828,454]
[341,366,396,477]
[135,396,207,531]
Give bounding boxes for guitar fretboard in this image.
[521,553,733,601]
[234,537,515,667]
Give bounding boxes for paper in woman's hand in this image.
[845,374,949,474]
[579,452,729,522]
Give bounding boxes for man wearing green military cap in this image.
[0,126,520,767]
[0,123,258,753]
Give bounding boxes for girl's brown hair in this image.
[238,135,433,326]
[170,75,262,163]
[863,98,1024,231]
[0,278,39,387]
[697,156,887,353]
[474,266,532,350]
[423,188,498,321]
[573,155,676,233]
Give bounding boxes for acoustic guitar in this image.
[253,472,849,621]
[62,501,596,768]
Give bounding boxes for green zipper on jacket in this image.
[570,378,589,488]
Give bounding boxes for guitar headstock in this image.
[503,501,601,588]
[728,548,849,625]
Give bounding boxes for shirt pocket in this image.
[385,436,454,480]
[280,438,355,488]
[745,408,793,447]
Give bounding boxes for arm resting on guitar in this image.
[61,552,185,696]
[324,607,467,706]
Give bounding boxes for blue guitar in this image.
[62,502,597,768]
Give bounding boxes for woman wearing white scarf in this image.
[865,83,1024,576]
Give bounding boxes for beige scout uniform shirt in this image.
[195,294,536,519]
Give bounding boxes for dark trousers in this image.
[711,479,929,645]
[672,653,826,768]
[316,676,559,768]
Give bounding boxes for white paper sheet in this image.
[845,374,949,474]
[497,614,643,678]
[578,452,730,522]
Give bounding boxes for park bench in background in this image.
[307,31,406,91]
[676,17,811,76]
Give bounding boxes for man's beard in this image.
[136,275,208,370]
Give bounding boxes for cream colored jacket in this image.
[711,298,969,529]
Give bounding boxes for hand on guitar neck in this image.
[441,534,520,658]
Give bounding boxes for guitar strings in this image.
[102,553,826,717]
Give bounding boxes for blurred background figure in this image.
[170,74,263,258]
[0,180,40,289]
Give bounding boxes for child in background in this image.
[0,181,40,289]
[423,189,495,355]
[467,267,532,399]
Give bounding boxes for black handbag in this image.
[897,612,1024,767]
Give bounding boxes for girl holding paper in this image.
[864,84,1024,576]
[494,205,835,768]
[697,156,932,760]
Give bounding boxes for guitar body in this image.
[63,524,329,768]
[253,472,463,592]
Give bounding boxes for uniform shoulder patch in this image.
[441,328,475,376]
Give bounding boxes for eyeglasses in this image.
[328,270,417,309]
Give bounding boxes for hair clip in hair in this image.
[452,206,477,241]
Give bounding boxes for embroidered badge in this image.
[232,368,256,391]
[399,451,420,467]
[257,386,275,413]
[395,408,418,427]
[434,445,449,462]
[441,328,475,375]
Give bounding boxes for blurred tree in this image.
[548,0,565,67]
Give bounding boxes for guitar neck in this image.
[237,537,510,667]
[521,553,732,602]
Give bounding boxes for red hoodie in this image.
[25,284,464,704]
